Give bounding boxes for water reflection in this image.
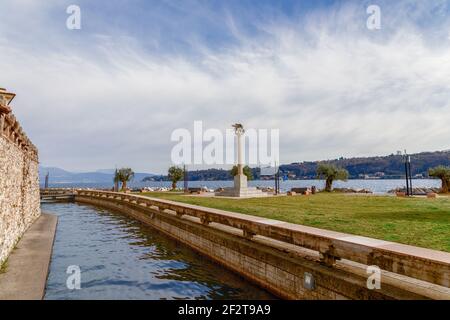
[43,202,275,300]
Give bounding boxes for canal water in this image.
[42,202,275,300]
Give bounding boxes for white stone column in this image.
[233,124,247,191]
[237,130,243,175]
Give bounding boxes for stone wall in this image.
[0,110,40,266]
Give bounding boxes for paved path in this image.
[0,213,58,300]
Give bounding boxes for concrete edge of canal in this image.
[0,212,58,300]
[75,194,450,300]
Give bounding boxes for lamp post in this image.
[114,168,119,192]
[183,164,189,194]
[408,155,413,196]
[274,163,278,195]
[404,151,413,196]
[44,172,49,189]
[274,163,280,195]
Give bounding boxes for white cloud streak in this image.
[1,1,450,173]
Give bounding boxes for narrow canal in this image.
[42,202,275,300]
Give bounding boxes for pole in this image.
[408,156,413,196]
[44,172,49,189]
[184,164,188,193]
[276,166,281,195]
[114,168,119,192]
[404,152,411,196]
[275,170,278,195]
[274,163,278,195]
[278,169,281,194]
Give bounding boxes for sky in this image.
[1,0,450,174]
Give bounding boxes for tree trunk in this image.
[442,178,449,193]
[122,180,127,191]
[325,178,333,192]
[172,181,177,190]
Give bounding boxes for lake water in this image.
[47,179,441,194]
[42,202,275,300]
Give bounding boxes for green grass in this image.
[139,192,450,252]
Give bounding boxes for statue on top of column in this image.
[232,123,245,136]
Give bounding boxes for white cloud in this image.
[1,1,450,173]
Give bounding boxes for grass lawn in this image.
[139,192,450,252]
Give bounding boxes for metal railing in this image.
[40,188,76,200]
[76,189,450,288]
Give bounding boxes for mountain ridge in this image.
[39,166,155,184]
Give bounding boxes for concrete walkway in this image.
[0,213,58,300]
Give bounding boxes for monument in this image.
[215,124,267,198]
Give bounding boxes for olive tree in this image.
[168,166,184,190]
[429,166,450,193]
[317,163,349,192]
[114,168,134,191]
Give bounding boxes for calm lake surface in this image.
[48,179,441,194]
[42,202,275,300]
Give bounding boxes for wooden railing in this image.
[76,189,450,288]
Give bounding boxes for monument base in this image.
[215,174,268,198]
[215,187,268,198]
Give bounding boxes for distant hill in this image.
[42,150,450,184]
[39,167,155,185]
[280,150,450,179]
[142,150,450,181]
[142,168,233,182]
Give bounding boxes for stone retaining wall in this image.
[76,193,450,300]
[0,96,40,266]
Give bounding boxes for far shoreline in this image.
[40,178,442,195]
